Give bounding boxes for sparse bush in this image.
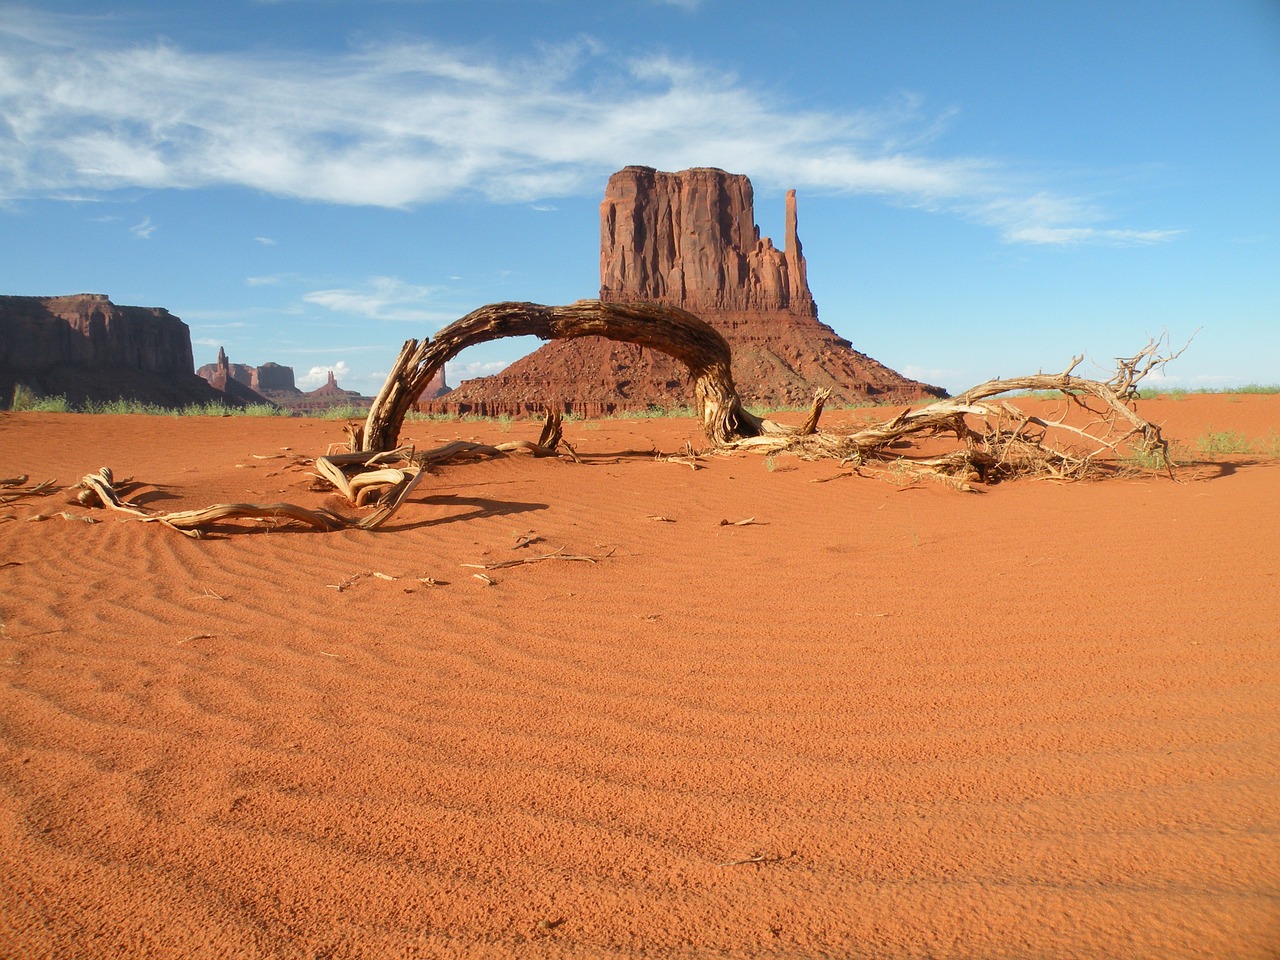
[9,386,70,412]
[314,403,372,421]
[9,385,71,412]
[1125,442,1181,471]
[1196,429,1251,458]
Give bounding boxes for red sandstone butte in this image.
[0,293,225,408]
[427,166,945,417]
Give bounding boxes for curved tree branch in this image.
[359,299,776,452]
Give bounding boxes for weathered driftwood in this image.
[360,296,1177,485]
[359,299,793,453]
[725,339,1185,484]
[1,475,59,503]
[74,458,425,537]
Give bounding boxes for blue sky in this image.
[2,0,1277,395]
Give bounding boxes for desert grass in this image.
[1121,428,1279,470]
[1195,428,1253,459]
[312,402,373,421]
[8,385,71,413]
[8,385,290,418]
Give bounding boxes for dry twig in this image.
[462,546,606,570]
[1,476,58,503]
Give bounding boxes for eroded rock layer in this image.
[0,294,226,408]
[426,167,943,416]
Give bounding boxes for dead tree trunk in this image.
[360,299,769,453]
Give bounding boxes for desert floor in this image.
[1,394,1277,959]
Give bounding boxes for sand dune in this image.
[2,394,1277,958]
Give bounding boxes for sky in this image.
[2,0,1278,396]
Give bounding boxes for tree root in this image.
[66,408,572,537]
[74,456,425,537]
[721,336,1188,485]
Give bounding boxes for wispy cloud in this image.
[0,9,1172,245]
[130,215,155,239]
[302,275,454,323]
[254,236,277,245]
[971,192,1183,246]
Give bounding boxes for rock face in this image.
[197,355,301,401]
[199,347,274,407]
[198,356,446,411]
[599,166,814,316]
[427,166,944,417]
[0,293,227,408]
[285,370,371,415]
[419,367,451,401]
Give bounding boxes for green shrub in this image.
[1196,429,1251,458]
[9,385,71,412]
[314,403,371,421]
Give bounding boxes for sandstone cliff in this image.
[1,294,227,408]
[425,167,944,417]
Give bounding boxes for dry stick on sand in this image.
[462,546,613,571]
[63,406,572,538]
[723,336,1190,485]
[73,460,425,537]
[1,476,59,503]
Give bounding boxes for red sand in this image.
[1,394,1277,959]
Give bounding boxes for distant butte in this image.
[0,293,228,408]
[426,166,945,417]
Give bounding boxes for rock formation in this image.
[198,355,301,401]
[284,370,370,415]
[426,166,944,417]
[0,293,228,408]
[198,355,446,412]
[599,166,814,317]
[200,347,274,407]
[418,367,451,401]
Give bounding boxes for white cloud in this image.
[966,191,1184,247]
[902,364,960,386]
[446,358,512,382]
[130,215,155,239]
[298,361,352,390]
[303,276,454,323]
[0,10,1174,245]
[254,236,277,245]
